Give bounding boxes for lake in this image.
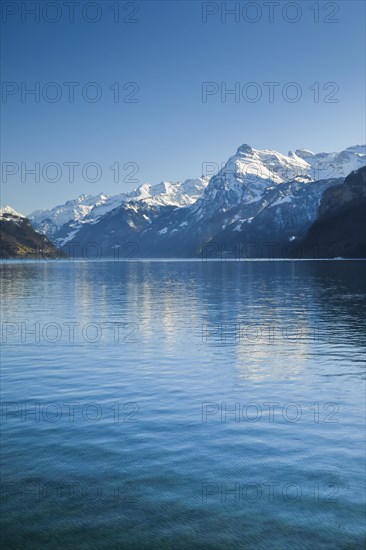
[1,260,365,549]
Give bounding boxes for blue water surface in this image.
[1,260,365,549]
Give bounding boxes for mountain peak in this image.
[0,205,25,218]
[294,149,315,159]
[236,144,253,155]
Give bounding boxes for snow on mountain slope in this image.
[133,179,208,207]
[29,193,112,237]
[139,174,344,257]
[29,177,208,245]
[187,143,365,223]
[292,145,366,179]
[0,205,25,219]
[192,144,311,220]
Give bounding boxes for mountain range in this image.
[2,143,365,259]
[28,178,209,247]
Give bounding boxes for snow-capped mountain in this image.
[136,143,364,255]
[140,174,344,257]
[192,143,365,220]
[29,193,121,239]
[293,145,366,180]
[0,205,25,219]
[130,179,208,207]
[189,144,311,222]
[29,177,208,246]
[27,143,365,257]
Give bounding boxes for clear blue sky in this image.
[1,0,365,213]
